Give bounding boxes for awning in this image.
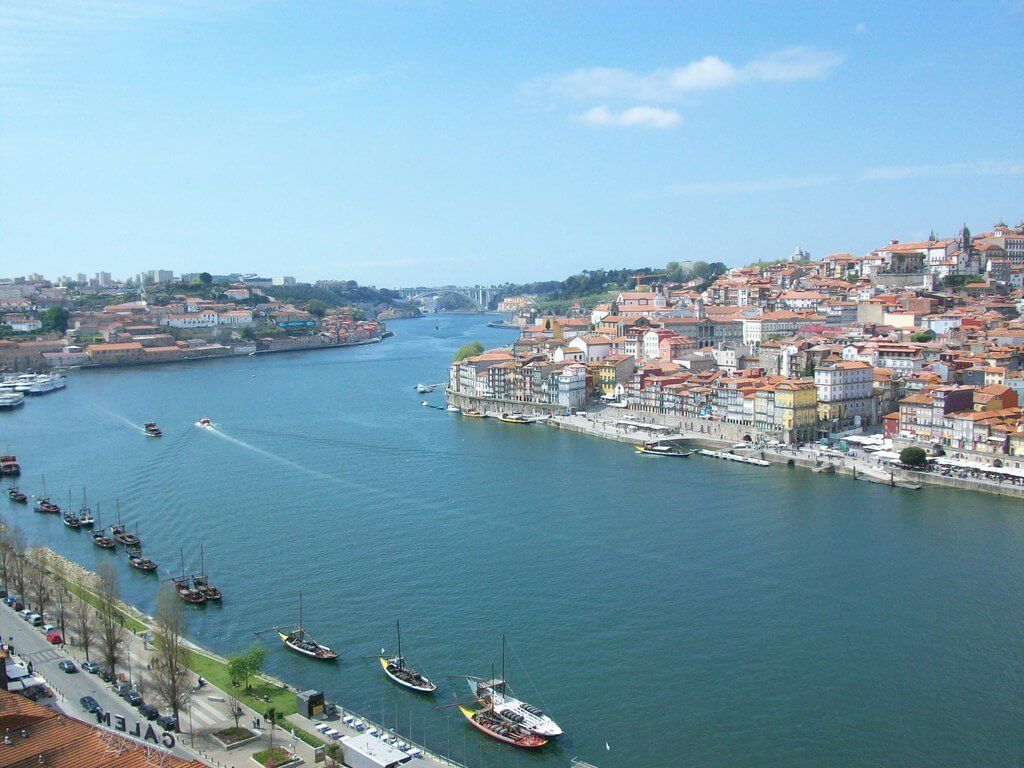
[7,676,47,691]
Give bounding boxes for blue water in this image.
[1,315,1023,767]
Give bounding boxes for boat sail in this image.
[378,620,436,693]
[467,634,563,738]
[275,592,338,660]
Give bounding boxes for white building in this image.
[159,311,220,328]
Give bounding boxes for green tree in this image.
[199,272,213,285]
[899,446,928,467]
[41,306,69,333]
[453,341,485,362]
[228,644,268,690]
[911,330,935,343]
[306,299,328,318]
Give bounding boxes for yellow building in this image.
[756,379,817,443]
[594,354,635,397]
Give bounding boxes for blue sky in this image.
[2,1,1022,287]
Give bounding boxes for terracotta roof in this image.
[0,690,206,768]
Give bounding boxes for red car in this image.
[46,631,63,645]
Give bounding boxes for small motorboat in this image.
[197,417,213,429]
[379,621,436,693]
[128,552,158,572]
[459,705,548,749]
[635,443,694,457]
[143,422,162,437]
[6,486,27,504]
[462,409,483,418]
[275,592,338,660]
[446,405,460,412]
[62,511,82,529]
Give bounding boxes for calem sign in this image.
[95,711,176,749]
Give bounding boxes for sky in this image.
[2,1,1022,288]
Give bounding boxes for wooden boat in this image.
[143,422,162,437]
[110,502,141,548]
[0,455,21,476]
[275,592,338,660]
[62,511,82,529]
[91,510,116,549]
[191,546,221,600]
[458,705,547,749]
[498,413,529,424]
[378,620,436,693]
[467,635,563,738]
[78,486,94,527]
[173,550,206,604]
[6,486,27,504]
[128,551,158,572]
[462,409,483,418]
[34,475,60,514]
[635,443,693,457]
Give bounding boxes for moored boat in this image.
[0,455,21,476]
[6,486,27,504]
[173,550,206,604]
[91,510,116,549]
[467,635,563,738]
[0,393,25,410]
[378,620,436,693]
[63,511,82,528]
[498,413,529,424]
[34,475,60,513]
[143,422,162,437]
[190,545,221,600]
[462,409,482,418]
[128,551,158,572]
[458,705,547,749]
[275,592,338,660]
[635,443,694,457]
[78,486,94,527]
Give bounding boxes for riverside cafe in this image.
[3,657,46,694]
[929,456,1024,484]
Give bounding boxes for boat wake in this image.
[198,423,347,486]
[99,409,150,435]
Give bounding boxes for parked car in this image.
[82,661,100,674]
[17,609,32,621]
[58,660,78,674]
[41,624,56,634]
[99,668,114,682]
[3,595,19,606]
[124,691,143,707]
[155,715,177,732]
[138,703,159,720]
[79,695,100,713]
[27,614,43,627]
[6,599,23,612]
[46,631,63,645]
[112,681,133,697]
[0,589,7,599]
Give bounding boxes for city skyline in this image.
[2,1,1022,285]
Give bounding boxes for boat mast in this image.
[396,619,402,668]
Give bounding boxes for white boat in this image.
[0,393,25,410]
[446,405,460,412]
[196,417,213,429]
[26,375,66,395]
[467,635,563,738]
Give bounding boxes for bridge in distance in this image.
[397,285,496,311]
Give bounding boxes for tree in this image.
[900,446,928,467]
[27,554,51,619]
[0,525,13,595]
[453,341,485,362]
[911,330,935,343]
[69,596,96,661]
[306,299,328,318]
[41,306,70,334]
[199,272,213,285]
[9,528,27,602]
[96,562,128,676]
[227,644,267,691]
[150,586,191,731]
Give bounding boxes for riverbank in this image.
[26,548,467,768]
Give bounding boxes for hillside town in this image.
[451,220,1024,476]
[0,271,391,372]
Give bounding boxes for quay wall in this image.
[445,389,569,416]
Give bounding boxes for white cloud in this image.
[667,160,1024,196]
[859,160,1024,181]
[535,47,842,103]
[853,22,868,34]
[580,105,681,129]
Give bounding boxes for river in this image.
[1,314,1022,767]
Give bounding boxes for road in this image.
[0,601,203,762]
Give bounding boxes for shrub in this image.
[899,446,928,467]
